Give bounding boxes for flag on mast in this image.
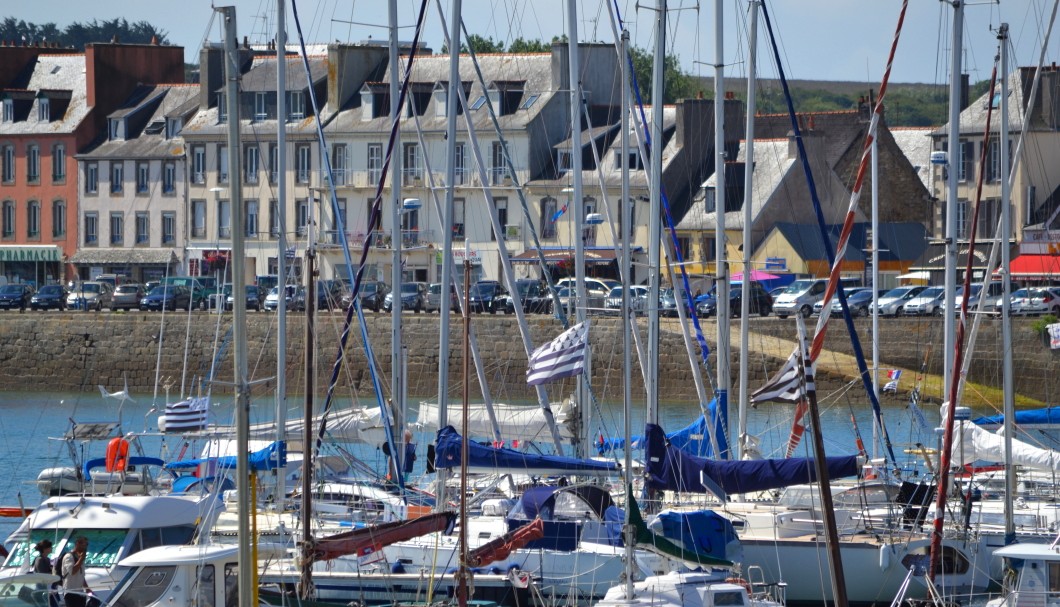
[883,369,902,393]
[526,321,590,386]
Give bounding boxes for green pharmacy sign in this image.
[0,247,61,262]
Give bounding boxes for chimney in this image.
[150,35,159,45]
[326,43,389,115]
[110,34,119,43]
[199,44,226,109]
[960,73,971,111]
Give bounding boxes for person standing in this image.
[61,537,91,607]
[32,540,53,574]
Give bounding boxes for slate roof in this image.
[0,54,88,136]
[78,84,198,160]
[889,126,934,191]
[773,221,927,263]
[239,55,328,92]
[930,71,1025,137]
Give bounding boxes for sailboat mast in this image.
[738,0,759,461]
[943,1,963,395]
[388,0,406,482]
[647,0,665,426]
[218,7,253,607]
[274,0,289,508]
[457,252,472,607]
[619,26,635,601]
[713,0,730,458]
[999,22,1015,544]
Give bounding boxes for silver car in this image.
[66,281,113,311]
[902,286,945,316]
[874,286,926,317]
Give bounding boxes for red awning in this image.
[998,254,1060,280]
[510,249,618,264]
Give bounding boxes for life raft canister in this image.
[105,437,130,473]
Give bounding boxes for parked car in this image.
[947,281,1004,316]
[383,282,428,313]
[556,277,620,310]
[224,284,265,312]
[812,287,868,316]
[825,288,881,317]
[503,279,550,314]
[0,283,34,311]
[773,279,830,319]
[659,287,679,317]
[317,279,346,311]
[604,285,649,315]
[345,281,389,311]
[140,285,192,311]
[425,282,461,313]
[264,285,306,311]
[30,284,67,311]
[875,285,927,317]
[468,280,508,314]
[67,281,113,311]
[697,282,774,317]
[903,287,946,316]
[1007,287,1060,316]
[111,284,146,311]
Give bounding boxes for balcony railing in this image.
[318,229,435,248]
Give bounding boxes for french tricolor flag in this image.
[887,369,902,380]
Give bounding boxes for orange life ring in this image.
[106,437,130,473]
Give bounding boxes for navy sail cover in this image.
[644,424,858,499]
[435,425,617,475]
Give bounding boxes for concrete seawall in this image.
[0,312,1055,405]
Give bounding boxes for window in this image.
[617,197,636,236]
[402,142,420,186]
[557,150,572,174]
[162,212,175,245]
[454,143,467,185]
[957,199,968,240]
[1,99,12,123]
[111,162,124,193]
[367,143,382,185]
[288,91,305,119]
[1,200,13,237]
[958,140,974,182]
[296,198,308,235]
[192,146,206,184]
[489,141,506,185]
[583,197,598,245]
[110,119,122,140]
[2,145,13,183]
[520,94,539,110]
[492,197,508,241]
[296,145,310,184]
[333,197,347,243]
[218,200,231,238]
[987,140,1008,184]
[162,162,176,194]
[52,199,65,237]
[84,212,98,245]
[38,97,49,122]
[269,199,280,238]
[110,212,124,244]
[246,199,259,237]
[136,212,150,244]
[333,144,348,185]
[218,145,229,183]
[470,96,487,110]
[191,200,206,238]
[217,94,227,123]
[269,144,278,184]
[540,197,557,239]
[136,162,150,193]
[52,144,65,182]
[254,92,267,120]
[453,198,465,239]
[27,145,39,182]
[85,162,98,193]
[244,145,259,183]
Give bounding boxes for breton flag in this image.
[163,396,209,432]
[751,317,814,405]
[883,369,902,394]
[526,321,589,386]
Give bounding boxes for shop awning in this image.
[0,245,61,262]
[997,254,1060,280]
[510,247,628,264]
[69,248,179,265]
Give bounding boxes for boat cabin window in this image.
[711,590,746,607]
[1050,562,1060,593]
[132,526,197,555]
[195,565,216,607]
[224,564,238,607]
[2,531,61,569]
[110,566,175,607]
[67,529,131,568]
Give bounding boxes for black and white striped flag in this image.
[751,316,814,405]
[526,321,589,386]
[164,397,209,432]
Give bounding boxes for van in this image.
[772,278,829,319]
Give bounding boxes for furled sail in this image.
[434,426,617,475]
[311,512,456,563]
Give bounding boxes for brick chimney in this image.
[198,44,226,110]
[85,41,184,132]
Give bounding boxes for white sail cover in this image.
[415,400,574,444]
[942,404,1060,472]
[187,408,388,447]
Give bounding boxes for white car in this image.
[874,286,926,316]
[604,286,648,315]
[902,286,945,316]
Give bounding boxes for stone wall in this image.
[0,313,1054,404]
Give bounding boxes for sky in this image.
[6,1,1059,86]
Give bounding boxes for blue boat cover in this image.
[434,426,617,474]
[649,509,742,563]
[644,424,858,500]
[165,440,287,472]
[82,456,166,481]
[973,406,1060,429]
[598,399,729,457]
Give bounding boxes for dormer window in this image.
[360,89,373,121]
[434,86,446,117]
[109,118,123,141]
[254,92,268,120]
[218,94,227,123]
[557,150,572,174]
[37,97,50,122]
[165,117,182,138]
[1,98,12,123]
[288,91,305,119]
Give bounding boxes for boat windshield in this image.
[109,566,178,607]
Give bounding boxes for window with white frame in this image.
[1,145,13,183]
[453,197,465,239]
[192,146,206,183]
[246,199,259,237]
[1,99,12,123]
[367,143,382,185]
[52,199,65,237]
[218,199,231,238]
[244,145,259,183]
[492,197,508,241]
[110,161,123,193]
[333,197,347,243]
[135,212,150,244]
[1,200,13,237]
[110,119,122,140]
[557,150,572,174]
[453,143,467,185]
[958,140,974,182]
[83,212,98,245]
[136,162,150,193]
[162,212,175,245]
[296,145,310,184]
[163,162,176,194]
[218,145,229,183]
[85,162,98,193]
[110,212,124,244]
[269,144,278,183]
[402,142,420,186]
[191,200,206,238]
[217,94,227,122]
[540,197,557,239]
[27,144,39,182]
[27,200,39,238]
[332,143,348,185]
[957,199,968,240]
[52,144,65,182]
[38,97,49,122]
[489,141,505,185]
[254,92,268,120]
[296,198,309,235]
[269,199,280,238]
[288,91,305,119]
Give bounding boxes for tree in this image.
[508,37,552,54]
[628,45,698,104]
[441,33,505,54]
[0,17,169,49]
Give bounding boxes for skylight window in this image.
[470,95,487,111]
[520,94,539,110]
